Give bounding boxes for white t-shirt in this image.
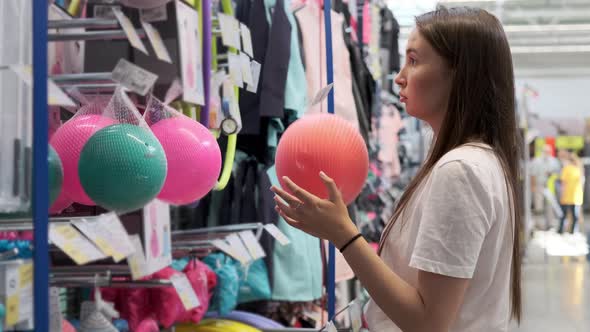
[365,144,514,332]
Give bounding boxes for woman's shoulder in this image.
[433,143,504,183]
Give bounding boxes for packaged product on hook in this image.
[75,86,167,213]
[144,95,221,205]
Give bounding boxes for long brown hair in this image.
[377,7,522,322]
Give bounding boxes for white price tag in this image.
[170,273,201,310]
[127,235,149,280]
[5,263,33,327]
[226,234,253,263]
[48,79,77,107]
[246,60,262,93]
[309,83,334,107]
[111,58,158,96]
[72,213,135,262]
[349,299,363,332]
[49,224,107,265]
[141,21,173,63]
[238,231,266,260]
[240,23,254,56]
[326,321,338,332]
[239,52,253,85]
[175,0,205,105]
[112,7,148,54]
[264,224,291,246]
[227,53,243,88]
[140,5,168,22]
[218,13,241,49]
[211,239,248,264]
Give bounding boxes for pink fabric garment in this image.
[178,259,217,324]
[349,1,371,44]
[101,283,153,331]
[295,3,360,129]
[378,105,403,179]
[151,267,185,328]
[135,318,159,332]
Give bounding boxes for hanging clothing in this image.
[264,0,307,117]
[237,0,291,134]
[378,104,403,179]
[379,7,400,91]
[267,165,323,301]
[295,3,360,128]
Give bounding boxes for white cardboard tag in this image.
[175,0,205,105]
[48,79,77,107]
[141,21,173,63]
[227,53,243,88]
[309,83,334,107]
[349,299,363,332]
[112,7,148,54]
[238,230,266,260]
[246,60,262,93]
[143,200,173,275]
[264,224,290,245]
[218,13,241,49]
[127,235,150,280]
[49,224,107,265]
[170,273,201,310]
[211,239,248,264]
[72,213,135,263]
[111,58,158,96]
[240,23,254,56]
[239,52,253,86]
[226,234,253,263]
[140,5,168,22]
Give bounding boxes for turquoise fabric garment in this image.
[267,165,323,301]
[236,258,272,304]
[204,253,240,315]
[264,0,307,117]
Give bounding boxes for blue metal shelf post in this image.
[323,0,336,320]
[33,0,50,330]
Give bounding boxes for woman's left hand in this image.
[270,171,359,248]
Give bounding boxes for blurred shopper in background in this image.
[558,151,584,234]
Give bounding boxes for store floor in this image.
[510,229,590,332]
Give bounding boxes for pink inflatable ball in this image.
[274,113,369,205]
[150,116,222,205]
[50,114,117,206]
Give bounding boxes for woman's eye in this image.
[408,58,417,65]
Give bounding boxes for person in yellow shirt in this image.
[558,152,584,234]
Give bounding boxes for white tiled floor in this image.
[510,229,590,332]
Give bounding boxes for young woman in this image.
[558,151,584,234]
[271,6,522,332]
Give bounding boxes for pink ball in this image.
[150,116,222,205]
[50,114,117,205]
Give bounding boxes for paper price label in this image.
[48,79,77,107]
[141,21,173,63]
[264,224,290,245]
[226,234,253,263]
[218,13,241,49]
[246,60,262,93]
[240,23,254,56]
[239,52,253,86]
[326,321,337,332]
[238,231,266,260]
[349,299,363,332]
[19,264,32,288]
[170,273,201,310]
[112,58,158,96]
[6,294,20,326]
[72,213,135,263]
[211,239,248,264]
[227,53,243,88]
[309,83,334,107]
[127,235,149,280]
[140,5,168,22]
[49,224,106,265]
[112,7,148,54]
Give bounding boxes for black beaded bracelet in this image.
[339,233,363,253]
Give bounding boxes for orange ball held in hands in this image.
[274,113,369,205]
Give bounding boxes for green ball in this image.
[78,124,167,213]
[48,145,64,206]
